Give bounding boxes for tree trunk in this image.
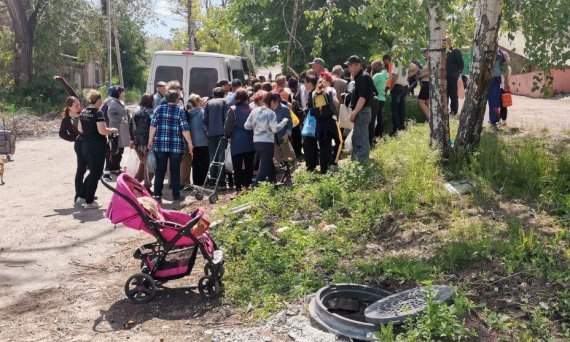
[113,21,124,87]
[187,0,196,51]
[285,0,301,71]
[4,0,47,85]
[427,3,450,158]
[454,0,504,157]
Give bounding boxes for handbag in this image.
[224,143,233,172]
[290,109,300,127]
[502,92,513,107]
[146,150,157,175]
[301,110,317,137]
[339,104,354,129]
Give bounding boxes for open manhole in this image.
[364,285,454,325]
[309,284,392,341]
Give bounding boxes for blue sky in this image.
[145,0,185,38]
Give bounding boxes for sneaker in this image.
[83,201,101,209]
[102,174,112,182]
[74,197,86,207]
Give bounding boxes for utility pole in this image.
[107,0,112,87]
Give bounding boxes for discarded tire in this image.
[364,285,454,325]
[309,284,392,341]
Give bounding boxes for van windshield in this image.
[189,68,218,97]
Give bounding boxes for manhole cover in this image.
[309,284,392,341]
[364,285,454,325]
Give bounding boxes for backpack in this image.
[312,90,337,119]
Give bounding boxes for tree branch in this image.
[28,0,49,32]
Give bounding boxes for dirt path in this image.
[470,95,570,133]
[0,137,269,341]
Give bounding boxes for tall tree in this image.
[187,0,196,50]
[4,0,49,86]
[454,0,504,155]
[427,1,450,156]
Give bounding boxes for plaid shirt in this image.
[151,104,190,154]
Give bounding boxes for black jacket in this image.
[446,48,464,78]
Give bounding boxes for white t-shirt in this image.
[392,63,409,87]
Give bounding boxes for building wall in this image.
[510,67,570,98]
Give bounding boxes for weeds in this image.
[212,123,570,338]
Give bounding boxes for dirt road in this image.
[0,138,251,341]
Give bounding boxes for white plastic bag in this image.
[125,150,139,177]
[339,104,354,129]
[343,130,353,153]
[224,143,233,172]
[146,150,157,175]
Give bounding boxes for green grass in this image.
[212,123,570,338]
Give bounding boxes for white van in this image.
[146,51,256,100]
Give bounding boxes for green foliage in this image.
[196,7,242,55]
[377,288,477,341]
[0,27,15,87]
[231,0,389,72]
[462,133,570,221]
[117,15,149,89]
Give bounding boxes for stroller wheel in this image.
[208,194,219,204]
[198,276,222,298]
[195,192,204,201]
[204,263,225,278]
[124,273,156,304]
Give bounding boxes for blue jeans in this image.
[208,136,227,185]
[154,152,183,198]
[391,85,408,133]
[488,77,502,125]
[351,106,372,163]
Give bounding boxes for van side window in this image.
[232,69,245,82]
[241,59,250,77]
[155,66,183,86]
[190,68,218,97]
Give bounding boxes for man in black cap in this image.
[346,55,374,163]
[309,57,326,77]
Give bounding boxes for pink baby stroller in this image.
[102,174,224,304]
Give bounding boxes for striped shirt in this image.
[151,103,190,154]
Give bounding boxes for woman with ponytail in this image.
[58,96,88,206]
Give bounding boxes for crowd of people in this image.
[58,38,511,208]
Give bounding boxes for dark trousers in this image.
[232,151,255,191]
[154,152,183,198]
[207,136,227,186]
[74,136,87,200]
[374,101,386,137]
[500,89,508,121]
[447,76,459,114]
[291,125,303,157]
[303,137,319,172]
[192,146,209,185]
[369,98,379,145]
[391,85,408,133]
[254,142,275,184]
[81,140,106,203]
[105,148,124,172]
